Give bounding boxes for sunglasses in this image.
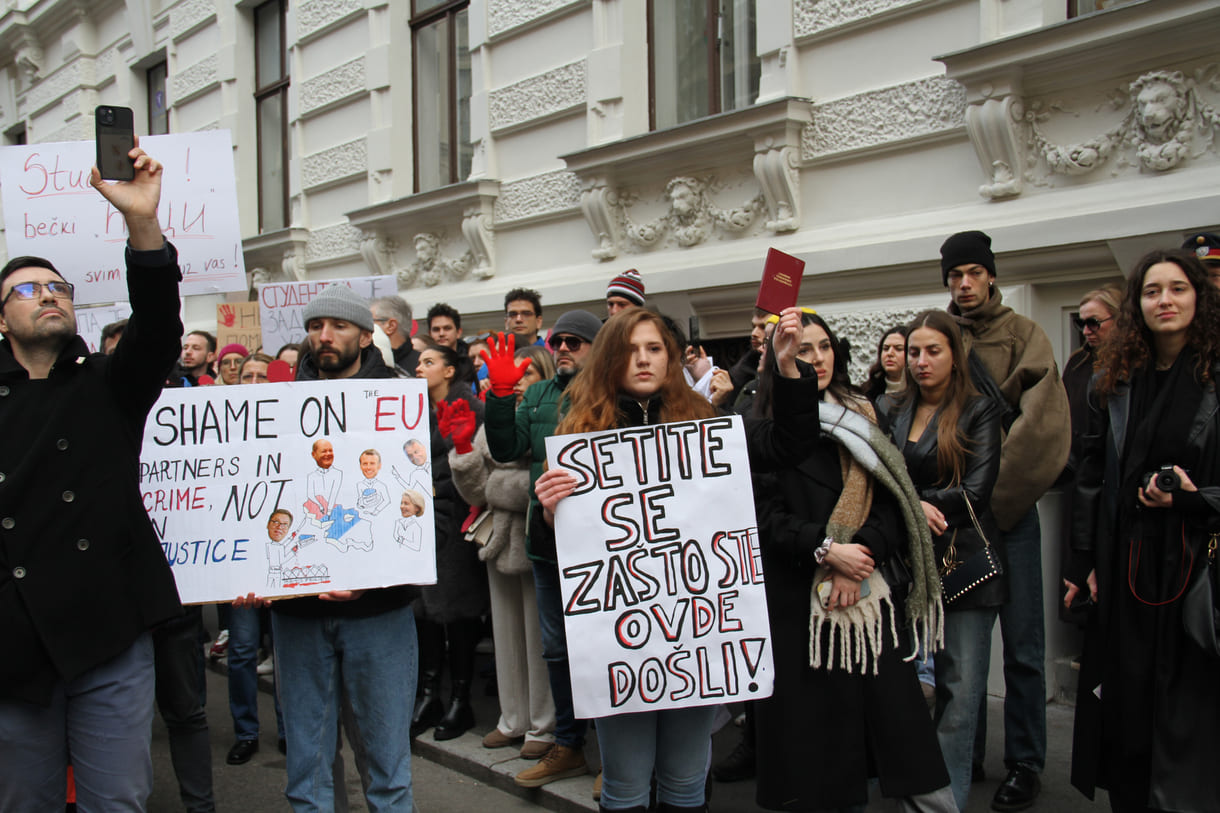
[1071,315,1113,332]
[1,280,75,308]
[548,334,585,351]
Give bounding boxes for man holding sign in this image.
[0,144,185,809]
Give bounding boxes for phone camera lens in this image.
[99,108,114,126]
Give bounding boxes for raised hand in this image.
[447,400,477,454]
[90,137,164,250]
[479,332,532,397]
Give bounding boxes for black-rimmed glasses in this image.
[1,280,75,308]
[1071,315,1112,332]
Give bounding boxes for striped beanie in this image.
[606,269,645,306]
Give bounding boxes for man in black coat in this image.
[0,145,185,809]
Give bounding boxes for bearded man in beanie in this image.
[483,309,604,788]
[237,284,420,810]
[938,230,1070,812]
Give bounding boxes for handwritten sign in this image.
[141,378,437,604]
[258,276,399,354]
[0,131,247,305]
[217,301,262,354]
[545,415,773,718]
[76,301,132,353]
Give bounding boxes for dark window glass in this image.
[411,1,471,192]
[254,0,289,232]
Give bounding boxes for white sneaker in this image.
[208,629,230,660]
[256,655,274,675]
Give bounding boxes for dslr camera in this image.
[1141,465,1181,493]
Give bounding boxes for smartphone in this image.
[817,577,870,609]
[688,315,702,351]
[95,105,135,181]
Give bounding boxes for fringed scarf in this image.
[808,398,945,674]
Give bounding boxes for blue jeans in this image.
[153,608,215,812]
[272,604,417,812]
[974,507,1047,774]
[936,606,999,811]
[533,560,587,749]
[228,605,284,741]
[0,633,155,812]
[596,705,716,809]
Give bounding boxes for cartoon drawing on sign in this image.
[300,438,374,554]
[355,448,392,517]
[392,438,431,496]
[394,490,427,551]
[265,508,332,590]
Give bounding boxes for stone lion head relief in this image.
[1131,71,1188,145]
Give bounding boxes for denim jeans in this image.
[272,603,417,812]
[596,705,716,809]
[228,605,284,741]
[153,607,216,812]
[0,633,155,812]
[533,560,587,749]
[936,605,999,811]
[974,507,1047,774]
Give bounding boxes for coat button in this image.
[56,439,69,451]
[0,386,9,396]
[0,472,5,483]
[1,517,13,529]
[12,566,25,578]
[62,491,75,503]
[77,539,90,551]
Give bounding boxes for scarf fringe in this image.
[809,569,899,675]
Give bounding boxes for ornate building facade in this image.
[1,0,1217,695]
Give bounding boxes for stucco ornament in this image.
[624,177,763,250]
[397,232,472,288]
[1026,67,1219,177]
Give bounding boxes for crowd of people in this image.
[1,141,1218,813]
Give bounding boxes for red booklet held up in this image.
[755,248,805,315]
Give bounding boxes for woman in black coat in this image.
[1065,250,1220,812]
[753,312,952,812]
[890,310,1002,811]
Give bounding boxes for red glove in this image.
[447,400,477,455]
[435,398,455,439]
[479,332,531,398]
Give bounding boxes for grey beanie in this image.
[550,309,603,344]
[302,285,375,332]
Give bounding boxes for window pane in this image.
[414,15,451,192]
[455,8,472,182]
[258,94,286,231]
[413,0,449,14]
[720,0,758,113]
[651,0,711,129]
[148,62,169,135]
[256,0,284,89]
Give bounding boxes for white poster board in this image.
[141,378,437,604]
[0,131,246,305]
[76,301,132,353]
[257,276,400,353]
[545,415,773,718]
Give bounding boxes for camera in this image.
[98,107,116,126]
[1141,465,1181,493]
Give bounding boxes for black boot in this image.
[411,618,445,738]
[433,617,480,741]
[656,805,708,813]
[712,702,755,782]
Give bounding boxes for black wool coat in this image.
[0,244,184,705]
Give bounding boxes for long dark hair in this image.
[557,307,714,434]
[1096,249,1220,395]
[862,325,908,399]
[753,311,861,420]
[903,310,978,486]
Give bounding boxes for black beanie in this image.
[940,230,995,286]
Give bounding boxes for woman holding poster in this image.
[751,311,954,812]
[535,306,819,813]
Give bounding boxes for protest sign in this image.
[217,301,262,354]
[545,415,773,718]
[0,131,246,305]
[258,276,399,353]
[75,301,132,353]
[141,378,437,604]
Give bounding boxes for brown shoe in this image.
[482,729,521,749]
[519,740,552,760]
[592,771,602,801]
[514,744,588,788]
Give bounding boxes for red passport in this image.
[755,248,805,315]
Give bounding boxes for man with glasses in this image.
[484,309,603,789]
[503,288,545,348]
[0,146,193,810]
